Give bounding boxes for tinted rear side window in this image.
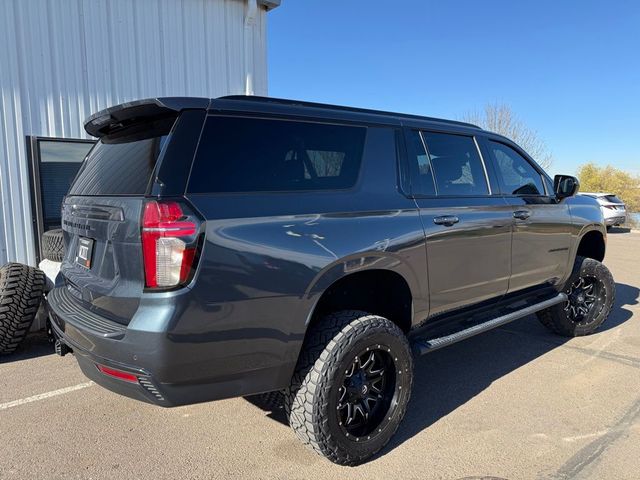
[188,117,366,193]
[69,135,170,196]
[421,132,489,196]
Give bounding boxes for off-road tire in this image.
[285,310,413,466]
[0,263,46,355]
[42,229,65,262]
[537,256,615,337]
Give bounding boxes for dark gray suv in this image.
[48,96,614,465]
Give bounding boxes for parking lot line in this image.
[0,381,94,411]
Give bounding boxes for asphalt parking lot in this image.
[1,229,639,480]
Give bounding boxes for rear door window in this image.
[489,141,546,195]
[188,116,366,193]
[420,131,489,196]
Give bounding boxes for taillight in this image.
[142,200,199,288]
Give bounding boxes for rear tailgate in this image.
[60,196,146,325]
[58,99,208,325]
[599,195,626,213]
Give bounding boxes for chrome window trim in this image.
[473,136,492,195]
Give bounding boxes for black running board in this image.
[412,293,567,355]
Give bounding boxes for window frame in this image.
[26,136,96,262]
[402,127,493,198]
[186,114,371,196]
[483,136,551,197]
[395,128,413,197]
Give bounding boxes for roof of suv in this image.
[84,96,483,138]
[214,95,482,130]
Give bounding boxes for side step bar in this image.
[412,293,567,355]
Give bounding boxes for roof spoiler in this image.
[84,97,211,138]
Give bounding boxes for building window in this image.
[27,137,95,261]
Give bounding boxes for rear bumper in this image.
[604,215,626,226]
[47,286,296,407]
[48,314,170,406]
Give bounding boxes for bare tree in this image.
[462,103,553,170]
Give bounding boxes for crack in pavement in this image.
[499,328,640,369]
[548,395,640,479]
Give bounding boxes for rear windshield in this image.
[69,128,172,196]
[602,194,623,204]
[188,116,366,193]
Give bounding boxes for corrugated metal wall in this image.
[0,0,269,266]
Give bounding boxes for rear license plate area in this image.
[76,237,94,269]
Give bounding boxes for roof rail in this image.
[218,95,481,129]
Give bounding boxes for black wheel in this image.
[41,229,65,262]
[285,310,412,466]
[0,263,46,355]
[606,225,612,232]
[537,256,615,337]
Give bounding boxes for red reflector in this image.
[97,364,139,383]
[180,247,196,283]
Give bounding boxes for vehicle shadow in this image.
[245,282,639,460]
[607,226,633,234]
[596,281,638,332]
[0,332,54,364]
[384,280,638,457]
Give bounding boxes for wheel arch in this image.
[575,227,606,262]
[280,254,422,394]
[558,225,607,288]
[301,251,422,336]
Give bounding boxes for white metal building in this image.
[0,0,279,267]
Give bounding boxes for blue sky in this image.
[268,1,640,176]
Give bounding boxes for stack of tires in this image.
[41,229,65,263]
[0,263,45,355]
[0,228,64,355]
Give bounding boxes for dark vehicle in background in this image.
[48,96,615,465]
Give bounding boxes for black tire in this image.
[0,263,46,355]
[285,310,413,466]
[606,225,612,232]
[537,256,615,337]
[42,229,65,262]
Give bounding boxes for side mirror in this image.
[554,174,579,199]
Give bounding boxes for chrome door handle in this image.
[513,210,531,220]
[433,215,459,226]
